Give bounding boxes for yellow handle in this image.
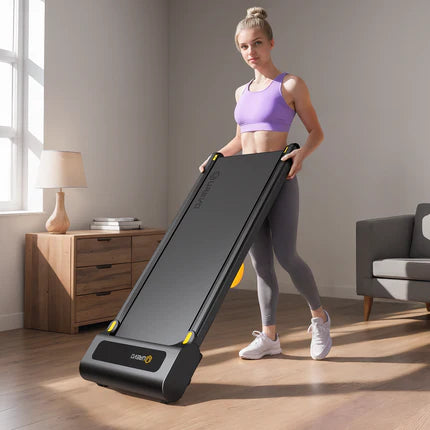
[183,331,193,344]
[107,320,118,332]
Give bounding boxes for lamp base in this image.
[46,191,70,234]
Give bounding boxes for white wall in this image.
[0,0,169,330]
[168,0,430,299]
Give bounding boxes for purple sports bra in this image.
[234,72,296,133]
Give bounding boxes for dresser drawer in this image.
[75,288,131,323]
[132,234,164,262]
[76,263,131,295]
[131,261,149,286]
[76,237,131,267]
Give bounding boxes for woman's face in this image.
[237,28,274,69]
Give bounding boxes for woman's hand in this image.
[198,155,212,173]
[281,148,303,179]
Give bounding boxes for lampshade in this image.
[36,150,87,189]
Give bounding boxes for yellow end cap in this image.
[230,262,245,288]
[107,320,117,332]
[183,331,193,344]
[212,154,218,161]
[283,146,289,153]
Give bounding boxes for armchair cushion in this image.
[373,258,430,281]
[410,203,430,258]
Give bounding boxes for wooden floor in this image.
[1,289,430,430]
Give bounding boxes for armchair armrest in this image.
[356,214,414,284]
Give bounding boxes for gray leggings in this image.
[248,175,321,326]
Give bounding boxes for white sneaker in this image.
[307,310,332,360]
[239,330,282,360]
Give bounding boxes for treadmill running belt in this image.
[116,150,286,345]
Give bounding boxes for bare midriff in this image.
[241,130,288,155]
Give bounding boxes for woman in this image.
[199,7,332,360]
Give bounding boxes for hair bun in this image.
[246,7,267,20]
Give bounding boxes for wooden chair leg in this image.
[364,296,373,321]
[426,303,430,312]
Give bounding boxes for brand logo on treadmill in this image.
[194,171,220,208]
[130,353,153,364]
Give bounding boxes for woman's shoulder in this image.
[280,73,312,107]
[282,72,301,85]
[281,73,307,92]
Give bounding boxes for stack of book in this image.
[90,217,142,231]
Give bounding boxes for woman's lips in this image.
[249,58,258,62]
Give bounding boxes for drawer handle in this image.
[96,264,113,269]
[97,237,112,242]
[96,291,112,296]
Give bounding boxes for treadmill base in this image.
[80,333,202,403]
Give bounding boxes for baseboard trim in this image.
[2,283,423,333]
[237,280,424,304]
[0,312,24,332]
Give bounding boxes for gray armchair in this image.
[356,204,430,320]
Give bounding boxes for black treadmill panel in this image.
[116,151,283,345]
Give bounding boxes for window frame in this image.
[0,0,45,213]
[0,0,23,211]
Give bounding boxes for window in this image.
[0,0,44,212]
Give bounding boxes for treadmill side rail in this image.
[189,143,300,344]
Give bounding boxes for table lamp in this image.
[36,150,87,234]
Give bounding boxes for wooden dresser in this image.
[24,228,165,334]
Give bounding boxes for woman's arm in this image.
[281,76,324,178]
[293,76,324,158]
[199,86,244,172]
[218,124,242,156]
[219,85,245,156]
[199,125,241,172]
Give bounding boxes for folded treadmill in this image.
[79,143,300,403]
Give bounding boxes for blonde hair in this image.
[234,7,273,51]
